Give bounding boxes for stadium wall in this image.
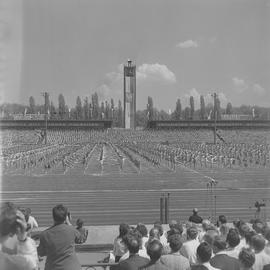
[0,119,113,129]
[147,120,270,129]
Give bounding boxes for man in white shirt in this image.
[180,226,200,265]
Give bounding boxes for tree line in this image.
[1,92,269,127]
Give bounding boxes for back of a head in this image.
[245,230,257,247]
[251,234,265,252]
[149,227,160,240]
[226,228,240,248]
[202,219,211,231]
[197,242,212,263]
[119,223,130,237]
[169,220,178,229]
[218,215,227,224]
[252,220,264,234]
[168,234,183,252]
[239,248,255,269]
[147,239,163,262]
[125,233,140,254]
[136,223,148,237]
[0,202,17,237]
[76,218,84,228]
[193,208,198,214]
[154,223,163,236]
[52,204,68,223]
[212,236,227,253]
[187,226,198,240]
[203,230,219,247]
[239,223,250,237]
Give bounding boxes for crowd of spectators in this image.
[1,200,270,270]
[107,212,270,270]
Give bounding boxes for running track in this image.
[1,165,270,226]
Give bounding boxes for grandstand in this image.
[1,125,270,270]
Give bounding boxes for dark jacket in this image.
[37,223,81,270]
[118,254,149,270]
[210,253,240,270]
[140,259,169,270]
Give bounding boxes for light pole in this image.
[211,92,218,144]
[41,92,49,144]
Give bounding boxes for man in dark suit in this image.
[118,232,149,270]
[141,240,169,270]
[210,236,240,270]
[161,234,190,270]
[37,204,81,270]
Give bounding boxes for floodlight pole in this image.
[212,92,217,145]
[41,92,49,144]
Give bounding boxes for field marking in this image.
[2,187,270,194]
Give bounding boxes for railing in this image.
[81,263,118,270]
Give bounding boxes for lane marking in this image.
[2,187,270,194]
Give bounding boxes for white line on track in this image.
[2,187,270,194]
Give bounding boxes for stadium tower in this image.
[123,59,136,129]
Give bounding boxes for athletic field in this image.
[2,161,270,226]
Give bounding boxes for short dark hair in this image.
[203,230,219,246]
[226,228,240,248]
[0,202,18,237]
[239,248,255,268]
[149,227,160,239]
[218,215,227,224]
[238,223,250,237]
[213,236,226,251]
[154,223,163,236]
[245,230,257,246]
[52,204,68,223]
[197,242,212,263]
[76,218,84,228]
[136,223,148,237]
[187,226,198,240]
[251,234,265,252]
[125,233,140,254]
[168,234,182,252]
[119,223,130,238]
[147,239,163,261]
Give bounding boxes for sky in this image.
[1,0,270,111]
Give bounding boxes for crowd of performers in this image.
[1,128,269,175]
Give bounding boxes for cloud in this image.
[232,77,248,93]
[94,63,176,101]
[252,83,265,95]
[184,88,228,109]
[137,63,176,83]
[176,40,199,49]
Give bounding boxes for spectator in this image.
[189,208,203,224]
[26,208,38,231]
[238,248,255,270]
[37,204,81,270]
[244,230,257,249]
[118,232,150,270]
[202,230,219,248]
[160,234,190,270]
[250,234,270,270]
[136,223,149,250]
[192,242,220,270]
[210,236,240,270]
[154,222,167,247]
[0,202,38,270]
[113,223,130,262]
[75,218,88,244]
[263,227,270,255]
[180,226,200,265]
[199,219,211,242]
[224,228,240,259]
[237,223,250,251]
[217,216,229,240]
[141,240,168,270]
